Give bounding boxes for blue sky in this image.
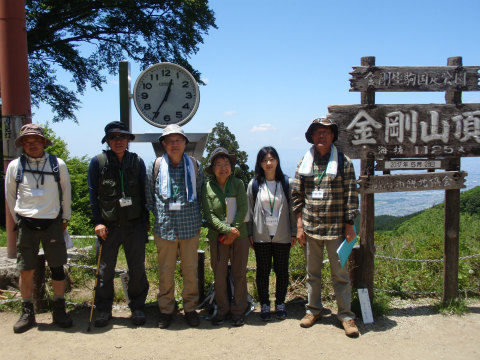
[34,0,480,179]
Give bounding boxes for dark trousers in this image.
[253,242,291,306]
[95,222,149,312]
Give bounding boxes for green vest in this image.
[97,150,143,224]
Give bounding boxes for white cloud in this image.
[223,110,237,116]
[249,123,276,132]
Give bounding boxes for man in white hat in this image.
[291,117,360,337]
[5,124,73,333]
[145,124,204,329]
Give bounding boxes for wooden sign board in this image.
[349,66,480,92]
[357,171,467,194]
[328,104,480,159]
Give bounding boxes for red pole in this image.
[0,0,32,258]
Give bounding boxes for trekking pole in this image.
[87,242,103,332]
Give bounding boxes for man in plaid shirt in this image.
[291,117,360,337]
[145,124,204,329]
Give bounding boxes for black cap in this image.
[101,121,135,144]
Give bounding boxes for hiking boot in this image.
[274,303,287,320]
[158,312,173,329]
[211,313,225,325]
[132,309,146,326]
[13,302,36,334]
[94,311,112,328]
[342,319,359,338]
[52,298,73,328]
[260,304,271,321]
[300,313,322,328]
[185,311,200,327]
[232,315,245,327]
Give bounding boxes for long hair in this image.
[254,146,285,185]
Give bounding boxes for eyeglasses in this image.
[107,134,129,141]
[214,162,231,169]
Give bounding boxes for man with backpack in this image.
[145,124,204,329]
[291,117,360,337]
[5,124,73,333]
[88,121,149,327]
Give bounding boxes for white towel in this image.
[298,145,338,179]
[159,153,197,202]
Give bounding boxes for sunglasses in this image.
[107,134,129,141]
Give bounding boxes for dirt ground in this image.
[0,298,479,360]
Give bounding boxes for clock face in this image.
[133,63,200,128]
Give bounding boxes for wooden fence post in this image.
[443,56,462,304]
[358,56,376,301]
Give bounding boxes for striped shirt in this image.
[145,156,204,241]
[291,150,359,241]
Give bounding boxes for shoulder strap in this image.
[252,178,259,204]
[338,152,345,179]
[281,174,290,205]
[15,155,27,199]
[49,154,63,217]
[188,155,199,176]
[153,157,162,181]
[96,152,108,172]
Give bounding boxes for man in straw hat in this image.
[5,123,73,333]
[145,124,204,329]
[87,121,150,327]
[291,117,360,337]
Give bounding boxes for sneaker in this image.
[260,304,271,321]
[185,311,200,327]
[342,319,359,338]
[13,302,36,334]
[52,299,73,328]
[94,311,112,328]
[232,315,245,327]
[211,313,225,325]
[299,313,322,328]
[274,303,287,320]
[158,312,173,329]
[132,309,146,326]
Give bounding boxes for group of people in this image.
[5,117,360,338]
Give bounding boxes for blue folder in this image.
[336,237,357,268]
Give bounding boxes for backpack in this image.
[15,153,62,203]
[15,154,63,221]
[252,174,290,205]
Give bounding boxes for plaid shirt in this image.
[291,150,359,241]
[145,156,204,241]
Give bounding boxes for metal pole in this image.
[0,0,32,258]
[119,61,131,131]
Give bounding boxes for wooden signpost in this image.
[335,56,478,305]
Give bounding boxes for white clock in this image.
[133,62,200,128]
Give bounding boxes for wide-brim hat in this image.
[101,121,135,144]
[15,123,52,147]
[205,147,236,175]
[158,124,190,144]
[305,117,338,144]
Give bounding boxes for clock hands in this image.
[153,79,173,120]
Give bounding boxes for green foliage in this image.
[437,297,469,315]
[26,0,217,122]
[43,123,94,234]
[203,122,254,186]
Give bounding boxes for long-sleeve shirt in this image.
[145,156,204,240]
[291,150,359,241]
[88,150,148,226]
[202,175,248,242]
[5,152,71,222]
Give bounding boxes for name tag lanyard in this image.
[266,182,278,216]
[221,177,232,222]
[27,158,47,189]
[315,167,326,189]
